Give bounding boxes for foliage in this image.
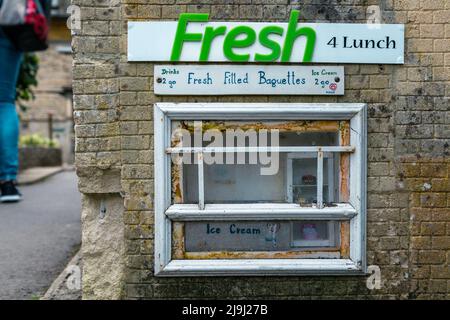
[16,53,40,112]
[19,134,59,148]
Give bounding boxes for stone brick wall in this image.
[72,0,449,299]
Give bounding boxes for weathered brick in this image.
[83,21,110,36]
[96,123,120,137]
[421,0,446,10]
[421,222,447,235]
[239,5,263,19]
[420,164,447,178]
[161,5,186,18]
[431,236,450,249]
[434,39,450,52]
[420,24,444,38]
[120,77,151,91]
[407,39,434,52]
[122,135,151,150]
[211,5,239,20]
[122,165,153,179]
[411,236,431,249]
[137,5,161,18]
[433,10,450,23]
[380,237,401,250]
[396,111,422,125]
[418,251,446,264]
[395,0,420,10]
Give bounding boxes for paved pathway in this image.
[0,171,81,300]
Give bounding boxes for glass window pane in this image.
[181,161,287,204]
[291,221,338,247]
[180,220,340,253]
[203,163,286,203]
[279,131,338,147]
[171,120,340,148]
[291,157,335,205]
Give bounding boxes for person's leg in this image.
[0,29,23,183]
[0,104,19,181]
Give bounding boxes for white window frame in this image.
[154,103,367,276]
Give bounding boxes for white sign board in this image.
[154,65,344,95]
[128,13,404,64]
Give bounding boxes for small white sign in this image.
[154,65,344,96]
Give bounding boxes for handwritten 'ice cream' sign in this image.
[185,221,290,252]
[154,65,344,95]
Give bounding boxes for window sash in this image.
[166,146,355,153]
[168,147,353,210]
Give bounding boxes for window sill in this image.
[156,258,364,277]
